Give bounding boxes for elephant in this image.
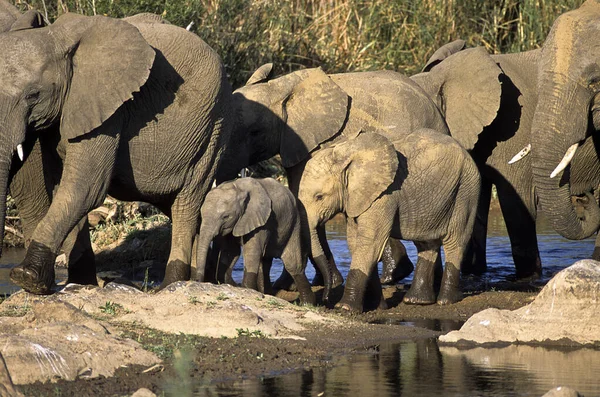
[195,177,316,305]
[413,34,600,279]
[412,42,546,279]
[298,130,480,311]
[3,12,232,295]
[215,64,450,295]
[527,0,600,246]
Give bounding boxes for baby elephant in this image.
[195,177,316,305]
[299,130,480,312]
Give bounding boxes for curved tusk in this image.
[550,143,579,178]
[16,144,23,161]
[508,144,531,164]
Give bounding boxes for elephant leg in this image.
[257,257,273,295]
[281,240,316,305]
[461,178,491,276]
[11,131,119,295]
[241,232,268,291]
[437,238,465,305]
[215,235,240,286]
[496,180,542,280]
[336,212,391,312]
[62,217,97,286]
[593,231,600,260]
[365,265,387,310]
[310,224,344,287]
[403,241,440,305]
[380,238,414,285]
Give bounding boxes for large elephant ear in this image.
[10,10,46,31]
[52,13,155,141]
[280,68,349,168]
[422,39,466,72]
[412,47,502,150]
[232,178,272,237]
[246,63,274,85]
[335,133,398,218]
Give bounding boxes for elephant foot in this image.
[403,286,436,305]
[273,270,296,291]
[514,255,542,281]
[437,264,462,305]
[159,260,190,289]
[10,241,56,295]
[293,274,316,306]
[592,246,600,261]
[334,301,361,312]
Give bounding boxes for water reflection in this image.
[187,339,600,396]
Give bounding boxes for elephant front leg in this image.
[240,232,268,292]
[403,242,440,305]
[281,241,316,306]
[11,131,119,294]
[336,215,390,312]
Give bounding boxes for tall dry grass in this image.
[14,0,584,87]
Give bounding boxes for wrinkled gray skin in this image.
[529,0,600,248]
[216,64,450,296]
[0,1,96,286]
[196,178,315,305]
[4,12,231,294]
[299,131,480,312]
[414,35,600,278]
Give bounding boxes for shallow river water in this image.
[2,209,600,395]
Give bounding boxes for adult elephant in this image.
[529,0,600,247]
[5,12,231,294]
[412,43,546,279]
[214,64,450,295]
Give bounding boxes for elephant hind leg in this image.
[280,239,316,306]
[380,238,414,285]
[403,241,440,305]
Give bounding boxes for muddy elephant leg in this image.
[496,179,541,280]
[336,214,391,312]
[281,240,316,305]
[10,132,119,294]
[380,238,414,285]
[403,242,440,305]
[437,239,465,305]
[462,178,491,276]
[365,265,387,310]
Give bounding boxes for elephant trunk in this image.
[303,208,332,302]
[0,154,10,257]
[195,224,219,282]
[531,73,600,240]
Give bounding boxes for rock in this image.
[0,299,160,385]
[542,386,583,397]
[131,388,157,397]
[440,260,600,346]
[0,352,24,397]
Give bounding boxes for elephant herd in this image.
[3,1,600,312]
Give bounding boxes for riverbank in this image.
[2,279,538,396]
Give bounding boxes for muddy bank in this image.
[0,277,539,396]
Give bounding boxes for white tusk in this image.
[16,144,23,161]
[508,144,531,164]
[550,143,579,178]
[186,21,194,31]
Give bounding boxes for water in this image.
[2,210,600,395]
[182,339,600,396]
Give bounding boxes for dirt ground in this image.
[12,280,538,397]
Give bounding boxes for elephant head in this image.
[195,178,271,281]
[0,13,155,255]
[530,0,600,240]
[216,64,350,183]
[411,46,503,151]
[298,133,398,266]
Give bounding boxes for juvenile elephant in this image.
[299,131,480,312]
[196,178,315,305]
[216,64,450,293]
[5,13,231,294]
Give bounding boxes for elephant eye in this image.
[315,193,324,201]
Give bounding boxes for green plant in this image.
[99,301,125,315]
[236,328,267,338]
[266,298,285,308]
[216,292,229,301]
